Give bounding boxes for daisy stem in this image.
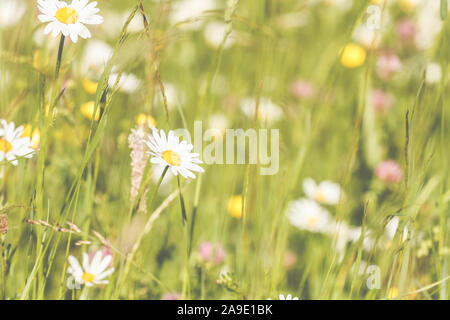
[1,235,6,299]
[177,176,190,299]
[54,35,65,80]
[79,286,89,300]
[146,166,169,214]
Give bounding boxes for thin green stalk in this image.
[54,35,65,80]
[177,176,190,299]
[112,166,168,299]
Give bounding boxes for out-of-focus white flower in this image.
[79,39,113,77]
[204,22,234,49]
[154,83,186,110]
[100,10,145,37]
[127,11,145,33]
[287,199,332,233]
[425,62,442,85]
[303,178,342,205]
[328,221,376,253]
[414,1,445,50]
[67,250,114,287]
[353,25,381,49]
[346,226,376,251]
[208,114,228,136]
[385,216,399,241]
[385,217,409,242]
[37,0,104,43]
[324,0,353,12]
[240,97,283,124]
[109,73,141,93]
[0,120,35,166]
[275,11,310,30]
[146,129,204,179]
[170,0,218,30]
[0,0,26,29]
[328,221,353,253]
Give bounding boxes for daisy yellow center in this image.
[55,7,79,24]
[314,190,326,203]
[0,139,12,153]
[162,150,181,166]
[306,217,318,228]
[82,272,95,284]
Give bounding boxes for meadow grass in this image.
[0,0,449,300]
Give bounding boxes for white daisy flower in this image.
[240,97,284,124]
[0,120,35,166]
[287,198,331,233]
[37,0,104,43]
[268,294,299,300]
[279,294,299,300]
[303,178,342,205]
[67,250,114,287]
[146,129,204,179]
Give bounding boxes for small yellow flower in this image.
[409,288,418,300]
[22,125,40,149]
[80,101,100,121]
[136,114,156,128]
[33,50,49,71]
[398,0,416,12]
[387,287,398,299]
[82,78,98,95]
[340,43,366,68]
[227,195,243,219]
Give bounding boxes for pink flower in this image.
[396,19,416,43]
[375,161,402,183]
[197,241,226,266]
[376,51,402,79]
[283,250,298,269]
[371,89,393,114]
[161,292,182,300]
[289,80,316,100]
[128,125,150,213]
